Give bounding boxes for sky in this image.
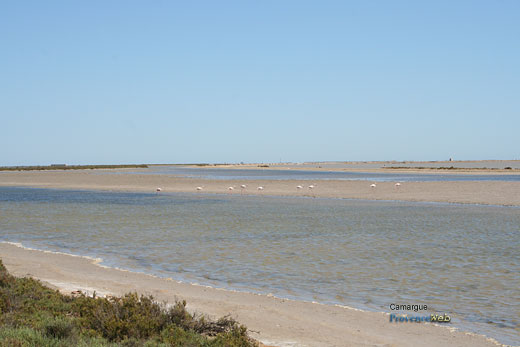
[1,1,519,165]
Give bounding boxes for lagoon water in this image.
[0,187,519,345]
[105,165,520,182]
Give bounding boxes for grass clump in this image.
[0,259,256,346]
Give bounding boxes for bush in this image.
[43,317,75,339]
[0,259,257,346]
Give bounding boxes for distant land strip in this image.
[0,164,148,171]
[382,166,517,171]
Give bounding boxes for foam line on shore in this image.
[0,241,362,311]
[1,241,104,265]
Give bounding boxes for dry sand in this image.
[0,243,504,347]
[1,169,519,206]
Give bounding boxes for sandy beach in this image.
[0,243,503,347]
[1,167,520,206]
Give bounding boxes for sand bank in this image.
[0,243,503,347]
[1,169,520,206]
[211,160,520,172]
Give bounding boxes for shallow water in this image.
[0,187,518,345]
[105,165,520,182]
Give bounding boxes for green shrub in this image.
[43,317,75,339]
[0,259,257,346]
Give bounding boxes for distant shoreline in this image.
[0,164,148,171]
[203,165,520,175]
[200,160,520,175]
[382,166,518,172]
[3,160,520,175]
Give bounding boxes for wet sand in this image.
[1,169,519,206]
[0,243,503,347]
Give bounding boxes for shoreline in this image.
[3,184,520,210]
[0,242,506,347]
[202,160,520,174]
[1,169,520,206]
[205,166,520,175]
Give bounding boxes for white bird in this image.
[228,186,234,192]
[257,186,264,190]
[395,182,401,187]
[296,185,303,190]
[308,185,315,190]
[156,187,162,192]
[370,183,377,188]
[196,186,203,191]
[240,184,247,189]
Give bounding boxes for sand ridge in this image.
[1,169,519,206]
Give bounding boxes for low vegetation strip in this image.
[0,164,148,171]
[0,259,256,346]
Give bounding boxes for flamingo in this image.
[307,184,316,197]
[296,185,303,190]
[196,186,203,191]
[370,183,377,189]
[156,187,162,193]
[257,186,264,191]
[240,184,247,195]
[228,186,234,193]
[395,182,401,190]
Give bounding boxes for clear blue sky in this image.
[1,1,519,165]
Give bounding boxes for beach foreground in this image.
[1,169,520,206]
[0,243,502,347]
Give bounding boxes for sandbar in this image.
[0,168,519,206]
